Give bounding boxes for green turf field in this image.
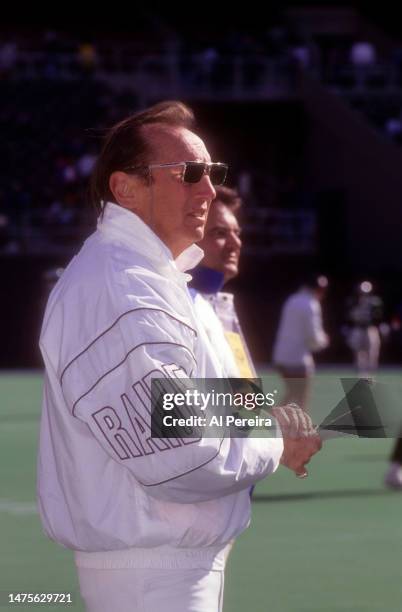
[1,370,401,611]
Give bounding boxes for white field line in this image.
[0,498,37,515]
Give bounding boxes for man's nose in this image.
[227,231,242,249]
[195,174,216,200]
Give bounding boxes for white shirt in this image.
[273,289,328,370]
[192,293,240,377]
[192,290,257,378]
[37,202,283,569]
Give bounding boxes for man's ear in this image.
[109,171,137,210]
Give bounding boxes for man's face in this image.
[197,201,242,282]
[127,126,217,258]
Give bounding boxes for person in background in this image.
[344,280,385,378]
[384,437,402,490]
[384,299,402,490]
[272,274,329,412]
[190,185,255,378]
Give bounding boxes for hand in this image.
[272,404,322,477]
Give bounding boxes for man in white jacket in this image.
[273,275,330,411]
[38,100,321,612]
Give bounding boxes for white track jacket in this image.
[37,202,283,569]
[273,289,329,371]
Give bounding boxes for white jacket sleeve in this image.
[305,301,329,352]
[60,308,283,504]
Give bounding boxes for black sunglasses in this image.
[125,161,228,186]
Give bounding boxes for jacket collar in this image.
[97,202,204,275]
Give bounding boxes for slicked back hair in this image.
[90,100,196,215]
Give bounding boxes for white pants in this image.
[77,566,225,612]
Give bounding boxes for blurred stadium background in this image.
[1,4,402,611]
